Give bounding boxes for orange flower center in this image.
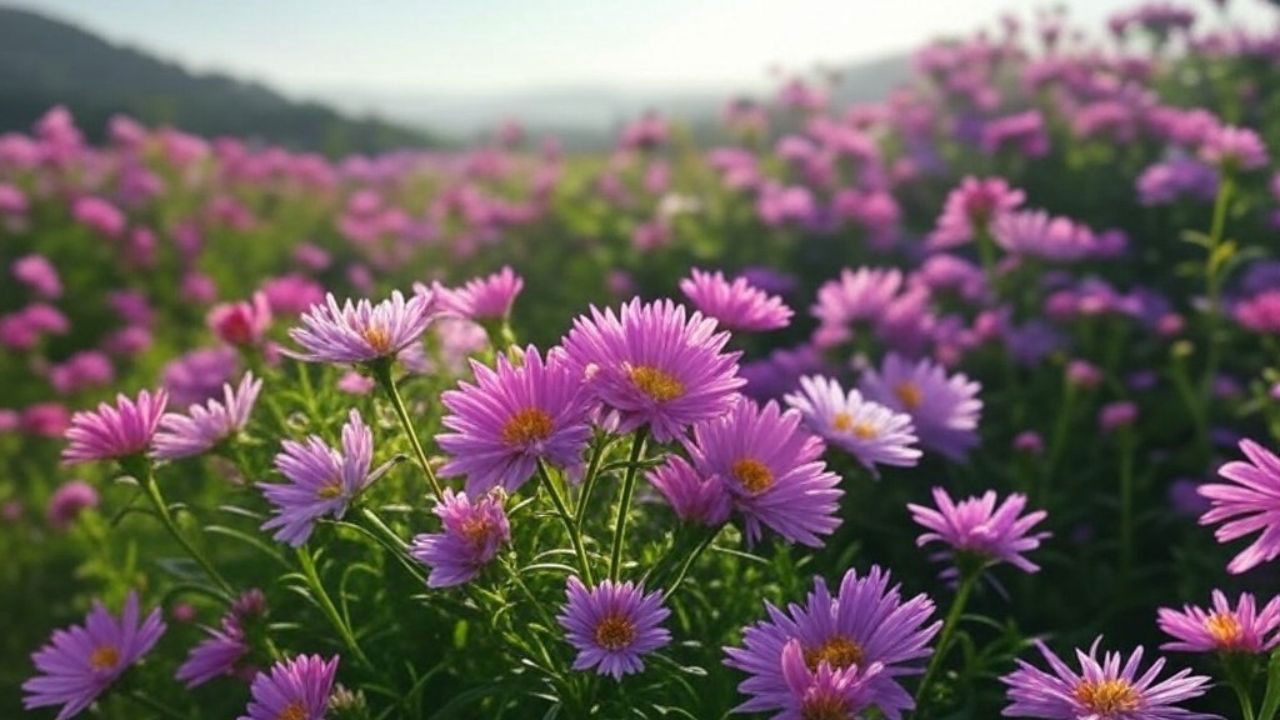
[316,483,343,499]
[851,421,879,439]
[594,613,637,651]
[732,458,774,493]
[501,408,555,446]
[1074,679,1142,714]
[362,326,393,353]
[1206,612,1244,648]
[894,381,923,411]
[832,412,853,432]
[801,695,852,720]
[627,365,685,402]
[89,645,120,671]
[804,635,865,671]
[459,515,496,550]
[276,701,308,720]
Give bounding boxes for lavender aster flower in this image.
[647,455,732,527]
[410,488,510,587]
[860,354,983,461]
[432,266,524,320]
[993,209,1100,262]
[561,298,744,442]
[557,576,671,680]
[176,616,249,688]
[785,375,921,474]
[928,176,1025,250]
[811,268,903,347]
[1158,590,1280,654]
[908,487,1049,574]
[724,565,940,720]
[679,267,794,332]
[239,654,338,720]
[1001,638,1216,719]
[437,346,591,494]
[153,371,262,459]
[46,480,98,531]
[1198,439,1280,574]
[777,638,884,720]
[285,290,437,364]
[1200,125,1269,171]
[260,409,374,546]
[62,389,168,465]
[23,592,166,720]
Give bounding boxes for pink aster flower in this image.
[62,389,168,465]
[679,268,793,332]
[557,576,671,680]
[811,268,904,347]
[239,654,338,720]
[285,290,438,364]
[437,346,591,494]
[927,176,1025,250]
[46,480,99,531]
[860,354,983,461]
[688,399,842,547]
[785,375,921,474]
[23,592,166,720]
[561,298,744,443]
[1158,590,1280,654]
[908,487,1049,575]
[432,266,524,320]
[207,292,272,347]
[1002,638,1215,720]
[1200,125,1269,171]
[72,195,126,237]
[647,455,732,527]
[12,254,61,299]
[777,638,884,720]
[993,209,1100,262]
[153,371,262,460]
[259,409,374,546]
[1235,291,1280,334]
[1199,439,1280,574]
[410,488,511,587]
[176,616,250,688]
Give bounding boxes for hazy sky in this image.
[12,0,1253,102]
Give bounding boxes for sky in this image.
[7,0,1224,101]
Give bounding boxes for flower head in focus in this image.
[557,577,671,680]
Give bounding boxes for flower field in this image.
[6,2,1280,718]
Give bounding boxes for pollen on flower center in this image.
[732,458,774,493]
[500,408,555,445]
[894,381,923,411]
[316,483,343,499]
[1206,612,1244,647]
[276,701,308,720]
[1074,678,1142,713]
[89,645,120,671]
[801,694,851,720]
[851,422,879,439]
[459,515,496,549]
[627,365,686,402]
[832,412,853,432]
[362,325,393,353]
[804,634,865,671]
[594,613,637,651]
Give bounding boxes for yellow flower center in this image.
[801,696,852,720]
[89,645,120,671]
[804,635,865,671]
[851,421,879,439]
[1206,612,1244,648]
[316,483,343,499]
[627,365,685,402]
[594,613,637,651]
[832,412,852,432]
[894,381,923,411]
[362,326,393,353]
[732,458,774,493]
[276,701,308,720]
[500,408,555,446]
[1074,679,1142,714]
[459,515,496,550]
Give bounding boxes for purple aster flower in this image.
[785,375,921,475]
[12,254,61,299]
[47,480,99,531]
[410,488,510,587]
[62,389,168,465]
[908,487,1049,575]
[23,592,166,720]
[1235,291,1280,334]
[239,654,338,720]
[556,576,671,680]
[927,176,1025,250]
[561,298,744,443]
[162,347,240,409]
[153,371,262,460]
[260,409,374,546]
[437,346,591,494]
[285,290,437,364]
[1198,439,1280,574]
[647,455,732,527]
[1136,157,1218,206]
[723,565,940,720]
[1200,125,1269,171]
[679,268,793,332]
[860,354,983,461]
[1158,590,1280,654]
[741,344,830,402]
[1002,638,1215,720]
[689,399,842,547]
[811,268,903,348]
[777,638,884,720]
[993,209,1100,262]
[431,266,524,320]
[1099,401,1139,432]
[176,616,249,688]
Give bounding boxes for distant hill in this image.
[0,6,438,155]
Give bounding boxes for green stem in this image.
[370,360,444,499]
[913,568,981,713]
[662,527,720,601]
[574,435,612,527]
[1201,175,1235,443]
[537,461,594,585]
[976,224,999,299]
[609,429,648,583]
[1119,430,1136,581]
[1258,649,1280,720]
[296,546,373,669]
[128,689,186,720]
[1042,382,1076,505]
[1224,653,1259,720]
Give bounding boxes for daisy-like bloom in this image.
[410,488,510,587]
[62,389,168,465]
[284,290,437,364]
[679,268,794,332]
[1200,125,1269,171]
[152,371,262,460]
[23,592,166,720]
[175,616,249,688]
[561,298,744,443]
[437,346,591,493]
[1158,590,1280,654]
[860,354,983,462]
[431,266,524,320]
[777,638,884,720]
[908,487,1049,575]
[689,399,842,547]
[927,176,1025,250]
[647,455,731,527]
[1002,638,1215,720]
[992,209,1100,262]
[785,375,921,474]
[810,267,903,347]
[239,654,339,720]
[207,292,272,347]
[556,576,671,680]
[259,409,374,546]
[723,565,940,720]
[1198,439,1280,574]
